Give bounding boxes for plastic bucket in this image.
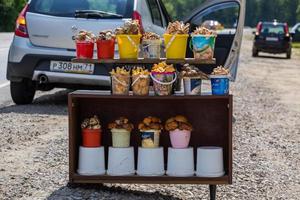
[142,39,161,59]
[82,129,101,147]
[183,77,202,95]
[169,129,191,149]
[164,34,189,59]
[190,35,216,60]
[140,130,161,148]
[210,75,229,95]
[167,147,194,177]
[76,41,94,59]
[111,128,131,148]
[111,74,130,95]
[132,75,150,96]
[96,39,115,59]
[116,34,142,59]
[196,146,225,177]
[77,146,105,175]
[107,147,135,176]
[137,147,165,176]
[150,72,177,96]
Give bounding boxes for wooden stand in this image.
[72,58,216,65]
[68,91,232,199]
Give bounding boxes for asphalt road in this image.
[0,33,13,105]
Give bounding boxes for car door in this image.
[294,24,300,42]
[146,0,167,35]
[184,0,246,80]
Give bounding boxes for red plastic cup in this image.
[97,39,115,59]
[76,41,94,59]
[82,129,102,147]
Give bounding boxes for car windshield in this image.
[261,24,285,35]
[29,0,133,18]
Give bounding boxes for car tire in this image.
[286,49,292,59]
[252,48,258,57]
[10,79,36,105]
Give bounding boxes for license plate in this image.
[50,61,94,74]
[266,37,279,42]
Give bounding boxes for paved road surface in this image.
[0,33,13,104]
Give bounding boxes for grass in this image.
[292,42,300,49]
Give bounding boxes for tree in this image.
[0,0,26,32]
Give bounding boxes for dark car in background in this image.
[252,21,292,58]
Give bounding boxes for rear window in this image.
[29,0,134,18]
[261,24,285,35]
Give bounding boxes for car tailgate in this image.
[26,12,124,49]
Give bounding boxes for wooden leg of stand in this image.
[209,185,217,200]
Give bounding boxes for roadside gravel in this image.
[0,33,299,200]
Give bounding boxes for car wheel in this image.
[286,49,292,59]
[10,79,36,105]
[252,48,258,57]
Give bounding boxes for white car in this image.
[7,0,245,104]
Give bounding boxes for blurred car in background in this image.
[291,23,300,42]
[252,20,292,58]
[201,20,224,30]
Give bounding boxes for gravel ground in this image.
[0,32,299,200]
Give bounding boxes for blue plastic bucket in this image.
[210,75,229,95]
[191,35,216,59]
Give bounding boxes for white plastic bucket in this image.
[196,146,225,177]
[77,146,105,175]
[137,147,165,176]
[111,128,131,148]
[107,147,135,176]
[142,39,161,59]
[167,147,194,177]
[140,129,161,148]
[183,77,202,95]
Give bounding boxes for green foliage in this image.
[1,0,300,32]
[162,0,300,27]
[0,0,26,32]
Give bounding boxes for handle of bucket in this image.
[112,75,128,87]
[164,34,177,52]
[142,43,156,49]
[150,73,177,85]
[126,35,139,52]
[131,75,149,86]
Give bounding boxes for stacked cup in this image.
[78,115,105,175]
[137,117,165,176]
[107,117,135,176]
[196,147,225,177]
[165,115,195,177]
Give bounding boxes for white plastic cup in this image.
[196,146,225,177]
[77,146,105,175]
[167,147,195,177]
[107,147,135,176]
[137,147,165,176]
[183,77,202,95]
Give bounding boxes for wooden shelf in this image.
[68,92,232,185]
[71,174,230,185]
[72,58,216,65]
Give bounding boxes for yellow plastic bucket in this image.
[117,34,142,59]
[164,34,189,59]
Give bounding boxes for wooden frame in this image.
[68,91,232,185]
